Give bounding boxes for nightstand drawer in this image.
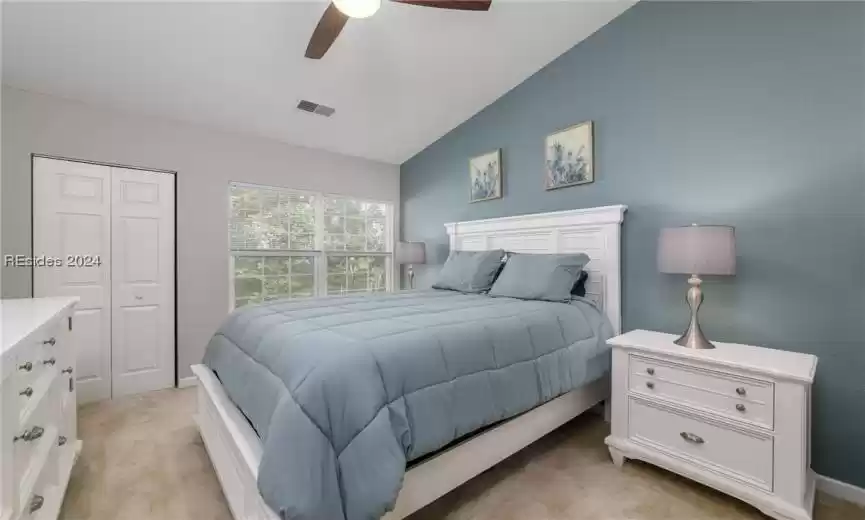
[630,355,774,428]
[628,398,773,492]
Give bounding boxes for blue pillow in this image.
[489,253,590,302]
[432,249,505,293]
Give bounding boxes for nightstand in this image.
[604,330,818,520]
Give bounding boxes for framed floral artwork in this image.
[545,121,594,190]
[469,149,502,203]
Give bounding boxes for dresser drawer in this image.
[14,378,61,489]
[19,443,59,520]
[629,355,774,428]
[628,398,773,492]
[14,343,45,392]
[13,323,62,392]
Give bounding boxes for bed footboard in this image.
[192,364,278,520]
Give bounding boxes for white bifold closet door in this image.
[33,157,175,403]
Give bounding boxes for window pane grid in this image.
[232,253,317,307]
[230,184,391,308]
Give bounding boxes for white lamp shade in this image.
[396,242,426,265]
[658,225,736,276]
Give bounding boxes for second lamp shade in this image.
[396,241,426,265]
[658,225,736,276]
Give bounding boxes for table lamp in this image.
[658,224,736,349]
[396,241,426,289]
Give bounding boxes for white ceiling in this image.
[2,1,634,164]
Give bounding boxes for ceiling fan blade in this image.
[391,0,491,11]
[305,2,349,60]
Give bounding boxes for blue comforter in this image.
[203,290,612,520]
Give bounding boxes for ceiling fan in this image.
[305,0,492,60]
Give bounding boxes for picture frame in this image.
[469,149,502,203]
[545,121,594,190]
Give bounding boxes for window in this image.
[229,183,392,308]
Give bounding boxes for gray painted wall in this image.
[1,87,400,379]
[401,2,865,486]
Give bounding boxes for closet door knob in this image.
[62,367,73,375]
[19,362,33,372]
[43,337,56,346]
[43,357,56,366]
[19,387,33,398]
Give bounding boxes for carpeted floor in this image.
[60,388,863,520]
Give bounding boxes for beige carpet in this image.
[61,388,863,520]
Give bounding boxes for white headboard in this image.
[444,205,627,334]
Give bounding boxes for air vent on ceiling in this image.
[297,99,335,117]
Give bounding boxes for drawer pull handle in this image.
[736,387,747,396]
[680,432,705,444]
[59,436,68,446]
[62,367,74,375]
[19,387,34,398]
[645,381,655,390]
[14,426,45,443]
[29,494,45,514]
[736,404,746,412]
[646,367,655,375]
[43,357,56,366]
[43,337,56,346]
[19,362,33,372]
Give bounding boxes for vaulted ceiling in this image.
[2,1,634,164]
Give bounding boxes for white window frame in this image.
[228,182,394,310]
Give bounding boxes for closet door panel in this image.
[110,168,175,398]
[33,157,112,403]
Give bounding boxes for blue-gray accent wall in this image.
[400,2,865,486]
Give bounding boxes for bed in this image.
[191,204,627,520]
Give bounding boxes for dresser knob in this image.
[43,337,56,346]
[18,362,33,372]
[14,426,45,442]
[58,436,68,446]
[43,357,56,366]
[736,387,746,396]
[62,367,73,375]
[19,387,33,398]
[736,404,746,412]
[29,494,45,513]
[646,367,655,375]
[645,381,655,390]
[680,431,705,444]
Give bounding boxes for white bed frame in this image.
[192,204,628,520]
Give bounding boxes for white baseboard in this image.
[816,474,865,507]
[177,376,198,389]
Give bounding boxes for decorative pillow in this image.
[489,253,590,302]
[432,249,505,293]
[571,270,590,297]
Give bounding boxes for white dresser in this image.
[1,297,80,520]
[605,330,817,520]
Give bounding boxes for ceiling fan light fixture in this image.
[333,0,381,19]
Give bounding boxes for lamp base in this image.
[675,275,716,350]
